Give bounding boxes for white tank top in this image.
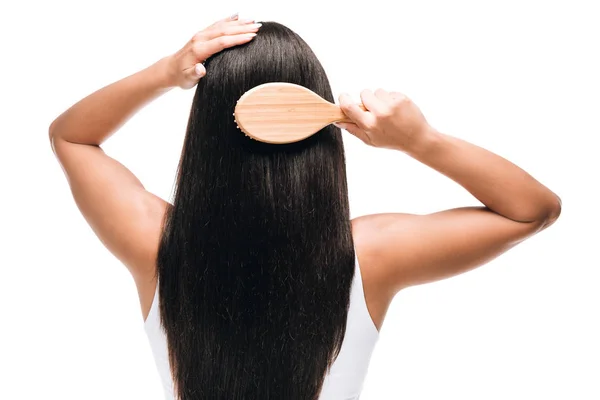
[143,252,380,399]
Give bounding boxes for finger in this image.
[339,93,375,130]
[205,16,234,31]
[334,122,372,145]
[187,63,205,78]
[360,89,387,115]
[204,13,253,31]
[196,33,257,59]
[389,91,407,101]
[215,12,241,25]
[178,63,206,89]
[200,22,262,41]
[211,15,255,29]
[374,88,393,104]
[212,17,256,30]
[228,17,256,25]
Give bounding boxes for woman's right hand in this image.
[336,89,435,153]
[166,14,261,90]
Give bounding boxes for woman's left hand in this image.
[165,14,262,89]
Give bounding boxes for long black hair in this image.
[155,21,356,400]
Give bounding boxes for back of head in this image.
[156,21,355,400]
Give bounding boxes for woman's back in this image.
[144,248,379,400]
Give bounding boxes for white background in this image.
[1,0,598,399]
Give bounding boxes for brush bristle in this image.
[233,113,254,139]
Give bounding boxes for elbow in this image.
[539,195,562,230]
[49,119,58,140]
[49,120,59,154]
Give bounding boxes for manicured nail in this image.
[229,12,239,20]
[195,64,205,76]
[251,23,262,29]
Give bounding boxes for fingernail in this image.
[195,64,205,77]
[229,12,239,20]
[246,33,257,37]
[251,23,262,29]
[240,18,255,24]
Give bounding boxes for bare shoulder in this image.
[134,194,171,322]
[351,214,403,331]
[351,208,553,330]
[351,213,420,331]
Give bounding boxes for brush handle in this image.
[335,104,367,124]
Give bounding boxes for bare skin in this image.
[49,16,561,333]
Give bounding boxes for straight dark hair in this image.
[156,21,356,400]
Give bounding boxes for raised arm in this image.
[338,89,561,321]
[49,15,261,284]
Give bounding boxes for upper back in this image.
[136,216,390,331]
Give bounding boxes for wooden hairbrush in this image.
[233,82,366,144]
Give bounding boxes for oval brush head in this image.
[233,82,364,144]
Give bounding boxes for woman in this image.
[49,15,561,400]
